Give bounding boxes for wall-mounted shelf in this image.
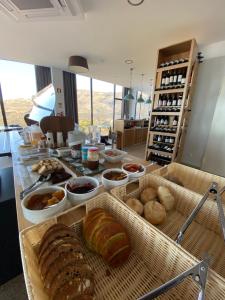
[145,39,198,164]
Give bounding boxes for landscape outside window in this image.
[76,74,91,131]
[92,79,114,135]
[0,60,36,127]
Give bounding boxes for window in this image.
[115,85,123,99]
[92,79,114,129]
[0,60,36,127]
[136,91,149,119]
[76,74,91,131]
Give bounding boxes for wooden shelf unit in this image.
[115,119,149,149]
[145,39,198,165]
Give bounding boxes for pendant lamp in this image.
[137,74,145,119]
[68,56,89,73]
[124,67,135,101]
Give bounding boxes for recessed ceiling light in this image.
[127,0,144,6]
[125,59,134,64]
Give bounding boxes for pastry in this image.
[140,187,157,204]
[157,186,175,211]
[144,201,166,225]
[126,198,144,215]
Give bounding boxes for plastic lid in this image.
[88,147,98,152]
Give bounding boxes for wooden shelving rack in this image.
[145,39,198,165]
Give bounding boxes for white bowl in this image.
[122,163,146,181]
[100,149,127,163]
[65,176,99,206]
[21,186,67,224]
[102,168,129,190]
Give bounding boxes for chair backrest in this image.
[24,114,39,126]
[40,116,74,144]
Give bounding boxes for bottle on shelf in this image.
[157,135,162,142]
[169,70,174,87]
[181,69,187,86]
[177,69,182,87]
[162,95,167,106]
[172,94,177,106]
[173,70,178,86]
[177,94,182,106]
[169,137,175,144]
[165,71,170,88]
[164,116,169,126]
[167,94,172,106]
[158,94,162,106]
[161,72,166,89]
[160,117,165,125]
[172,116,178,126]
[156,117,161,125]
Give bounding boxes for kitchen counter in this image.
[9,131,160,232]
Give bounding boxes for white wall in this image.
[50,67,65,116]
[182,55,225,168]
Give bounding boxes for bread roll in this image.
[140,187,157,204]
[157,186,175,211]
[83,208,131,267]
[126,198,143,215]
[144,201,166,225]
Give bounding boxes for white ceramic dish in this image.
[100,149,127,163]
[65,176,99,206]
[21,186,67,224]
[122,163,146,181]
[102,168,129,190]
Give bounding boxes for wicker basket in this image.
[152,162,225,199]
[111,174,225,280]
[19,193,225,300]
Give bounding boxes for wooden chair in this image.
[40,116,74,144]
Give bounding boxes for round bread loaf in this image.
[144,201,166,225]
[140,187,157,204]
[126,198,143,215]
[83,208,131,267]
[157,186,175,211]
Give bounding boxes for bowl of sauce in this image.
[65,176,99,206]
[21,186,67,224]
[122,163,146,180]
[102,168,129,190]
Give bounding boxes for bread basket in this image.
[20,192,225,299]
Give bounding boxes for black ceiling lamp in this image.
[68,56,89,73]
[127,0,144,6]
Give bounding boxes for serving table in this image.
[8,131,160,231]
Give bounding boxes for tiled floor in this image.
[125,143,146,160]
[0,274,28,300]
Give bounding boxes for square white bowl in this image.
[100,149,127,163]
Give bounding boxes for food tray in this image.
[152,162,225,200]
[20,157,76,191]
[100,149,127,163]
[19,193,225,300]
[111,174,225,279]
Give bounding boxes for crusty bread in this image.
[83,209,131,268]
[39,226,77,258]
[38,223,94,300]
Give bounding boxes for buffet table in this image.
[8,131,160,232]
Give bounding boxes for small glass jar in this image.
[87,147,99,170]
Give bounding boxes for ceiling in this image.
[0,0,225,92]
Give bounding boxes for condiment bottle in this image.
[87,147,99,170]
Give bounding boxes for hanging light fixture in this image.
[127,0,145,6]
[124,67,135,101]
[145,78,153,104]
[137,74,145,119]
[68,56,89,73]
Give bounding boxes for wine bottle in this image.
[177,94,182,106]
[160,117,165,125]
[158,94,162,107]
[172,94,177,106]
[161,72,166,89]
[164,116,169,126]
[156,117,161,125]
[165,71,170,87]
[172,116,178,126]
[173,70,178,86]
[167,94,172,106]
[177,69,182,86]
[181,70,186,86]
[169,70,174,87]
[158,135,162,142]
[162,95,167,106]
